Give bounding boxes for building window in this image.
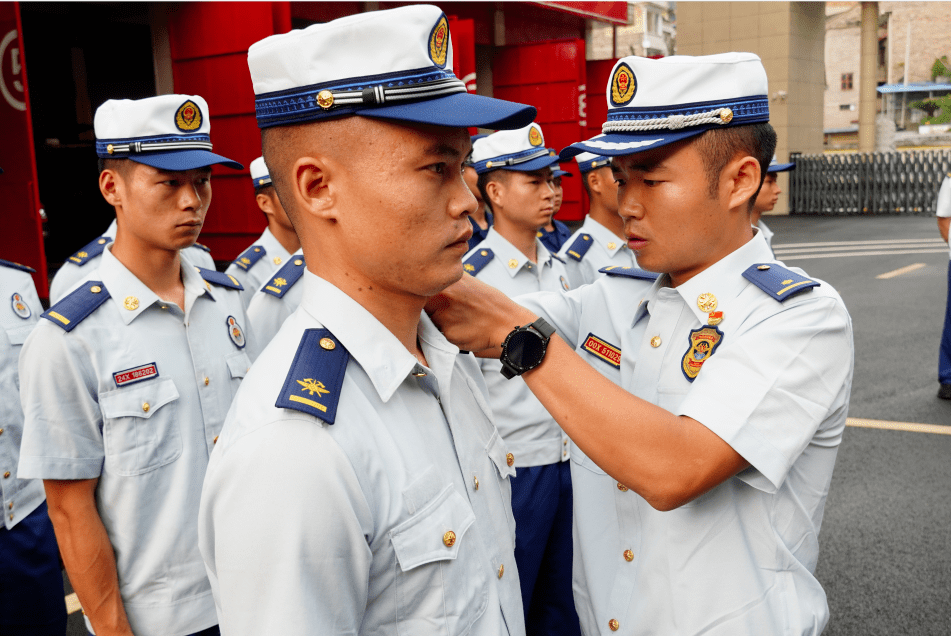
[646,11,659,35]
[841,73,854,90]
[839,104,856,111]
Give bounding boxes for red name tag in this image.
[113,363,159,388]
[582,334,621,368]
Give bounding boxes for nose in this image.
[451,171,477,219]
[181,181,203,211]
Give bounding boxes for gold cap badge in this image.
[174,100,203,132]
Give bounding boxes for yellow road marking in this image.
[847,417,951,435]
[65,592,82,614]
[876,263,927,279]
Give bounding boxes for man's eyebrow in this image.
[624,159,665,173]
[425,142,466,159]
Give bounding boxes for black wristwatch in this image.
[499,317,556,379]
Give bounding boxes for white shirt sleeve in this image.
[200,418,374,635]
[936,176,951,218]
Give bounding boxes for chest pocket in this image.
[225,351,251,380]
[99,377,182,476]
[390,484,489,634]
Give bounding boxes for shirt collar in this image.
[299,271,454,403]
[257,227,293,264]
[99,246,212,324]
[582,216,626,255]
[483,227,553,279]
[633,230,774,327]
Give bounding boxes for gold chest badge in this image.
[681,325,723,382]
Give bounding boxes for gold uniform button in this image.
[617,482,629,492]
[624,549,634,562]
[0,428,4,435]
[204,377,210,386]
[294,259,303,266]
[609,618,620,631]
[443,531,456,548]
[273,257,282,265]
[7,502,12,510]
[142,402,150,413]
[319,337,336,350]
[124,296,139,311]
[506,453,515,467]
[650,336,661,348]
[473,476,479,490]
[508,259,518,269]
[8,514,12,521]
[90,285,102,294]
[480,250,489,256]
[607,242,617,250]
[317,89,335,109]
[498,564,505,578]
[563,439,568,446]
[213,436,219,444]
[757,265,770,271]
[3,472,9,478]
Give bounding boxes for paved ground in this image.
[61,215,951,634]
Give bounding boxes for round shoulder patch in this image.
[429,14,450,68]
[11,292,30,319]
[610,62,637,107]
[226,315,246,349]
[175,100,203,132]
[528,125,543,147]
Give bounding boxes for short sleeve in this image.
[17,323,105,480]
[937,176,951,218]
[247,290,292,348]
[517,289,585,350]
[199,418,373,635]
[675,294,854,493]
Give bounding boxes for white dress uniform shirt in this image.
[50,220,216,302]
[224,227,294,309]
[199,271,525,636]
[756,219,775,252]
[18,246,257,636]
[0,264,45,529]
[518,230,854,636]
[465,229,571,468]
[937,175,951,257]
[246,248,304,347]
[559,216,636,288]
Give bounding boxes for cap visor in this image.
[552,169,572,178]
[129,149,243,171]
[560,128,708,159]
[360,93,536,130]
[767,162,795,173]
[480,153,558,174]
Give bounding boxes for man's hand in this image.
[426,274,537,357]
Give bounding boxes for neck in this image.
[306,246,424,359]
[493,213,538,263]
[588,202,625,238]
[268,220,301,255]
[110,230,185,310]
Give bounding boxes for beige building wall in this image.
[677,2,826,215]
[824,5,862,131]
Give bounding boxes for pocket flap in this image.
[100,377,180,420]
[391,486,476,572]
[487,431,516,479]
[225,351,251,379]
[5,323,34,346]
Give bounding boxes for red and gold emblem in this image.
[429,15,449,68]
[528,125,543,147]
[610,62,637,106]
[175,100,203,132]
[226,315,246,349]
[681,325,723,381]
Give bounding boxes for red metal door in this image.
[0,3,46,296]
[492,38,587,221]
[448,17,476,94]
[167,2,290,261]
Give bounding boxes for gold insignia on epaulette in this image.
[297,378,330,397]
[273,277,287,287]
[464,263,475,272]
[77,251,88,258]
[241,257,251,264]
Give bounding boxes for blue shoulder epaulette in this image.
[193,242,211,253]
[0,259,35,274]
[276,328,349,424]
[197,267,244,291]
[565,233,594,262]
[742,263,820,302]
[463,248,494,276]
[599,265,659,280]
[67,236,112,266]
[42,281,111,332]
[262,257,306,298]
[232,245,266,272]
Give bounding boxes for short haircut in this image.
[97,157,133,177]
[693,122,776,211]
[476,169,514,212]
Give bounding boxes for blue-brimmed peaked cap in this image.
[250,157,272,188]
[94,95,243,171]
[548,150,573,178]
[247,5,536,130]
[569,151,613,174]
[767,155,795,173]
[561,52,769,159]
[470,124,558,175]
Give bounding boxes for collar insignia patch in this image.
[582,333,621,368]
[681,325,723,382]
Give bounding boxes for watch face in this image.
[506,329,546,370]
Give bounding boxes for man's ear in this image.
[587,171,602,196]
[292,154,337,222]
[724,155,761,212]
[256,191,276,218]
[99,169,122,208]
[484,179,505,212]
